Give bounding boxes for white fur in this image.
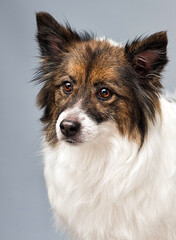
[43,96,176,240]
[97,36,124,47]
[56,104,98,143]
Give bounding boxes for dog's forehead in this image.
[66,40,124,84]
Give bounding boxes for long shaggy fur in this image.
[35,12,176,240]
[43,98,176,240]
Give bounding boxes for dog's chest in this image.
[43,125,176,240]
[44,142,137,239]
[44,143,116,216]
[43,142,153,240]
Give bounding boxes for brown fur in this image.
[35,12,168,146]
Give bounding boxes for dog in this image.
[35,12,176,240]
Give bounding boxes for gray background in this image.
[1,0,176,240]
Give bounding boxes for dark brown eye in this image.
[63,82,73,94]
[99,88,112,99]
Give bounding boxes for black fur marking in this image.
[123,31,168,144]
[85,107,105,124]
[36,12,94,59]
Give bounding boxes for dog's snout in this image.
[60,120,81,137]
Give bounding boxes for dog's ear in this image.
[125,31,168,78]
[36,12,81,58]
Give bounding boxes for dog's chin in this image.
[61,135,99,146]
[65,139,82,145]
[61,137,85,145]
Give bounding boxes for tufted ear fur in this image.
[125,31,168,78]
[36,12,85,59]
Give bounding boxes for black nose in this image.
[60,120,81,137]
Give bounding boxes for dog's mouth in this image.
[63,137,84,145]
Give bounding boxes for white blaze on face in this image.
[56,105,99,143]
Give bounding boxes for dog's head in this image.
[35,12,168,146]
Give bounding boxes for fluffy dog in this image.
[35,12,176,240]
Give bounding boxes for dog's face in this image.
[35,12,168,146]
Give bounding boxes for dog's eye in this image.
[98,88,112,99]
[63,82,73,94]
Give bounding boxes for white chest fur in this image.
[43,97,176,240]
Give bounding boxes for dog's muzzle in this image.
[56,105,99,144]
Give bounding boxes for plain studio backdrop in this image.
[1,0,176,239]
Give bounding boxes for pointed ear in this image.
[36,12,81,58]
[125,31,168,78]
